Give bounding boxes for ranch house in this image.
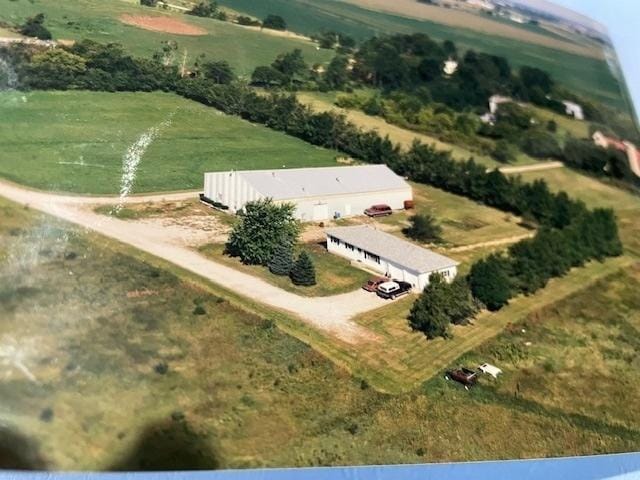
[326,225,459,292]
[203,165,412,221]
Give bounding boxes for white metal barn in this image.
[203,165,412,221]
[326,225,459,292]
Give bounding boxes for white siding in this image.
[204,171,412,221]
[327,235,457,292]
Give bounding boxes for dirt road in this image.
[0,180,386,344]
[498,161,565,174]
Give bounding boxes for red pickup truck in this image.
[365,204,393,217]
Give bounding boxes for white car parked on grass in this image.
[478,363,502,379]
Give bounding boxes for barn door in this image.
[312,203,329,221]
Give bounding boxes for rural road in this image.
[0,180,388,344]
[497,161,565,174]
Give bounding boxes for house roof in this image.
[233,165,409,200]
[326,225,459,274]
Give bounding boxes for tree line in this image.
[4,40,624,337]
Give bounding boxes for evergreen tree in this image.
[290,251,316,286]
[468,254,512,311]
[408,273,451,339]
[403,214,442,243]
[268,241,294,276]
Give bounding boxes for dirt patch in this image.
[119,14,207,36]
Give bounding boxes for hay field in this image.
[339,0,603,59]
[0,0,331,75]
[2,197,639,470]
[0,91,339,194]
[219,0,627,109]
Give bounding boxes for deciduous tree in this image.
[226,199,300,265]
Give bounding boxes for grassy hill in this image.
[1,195,639,470]
[0,91,340,194]
[218,0,628,110]
[0,0,332,76]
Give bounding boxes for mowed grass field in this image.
[378,182,531,249]
[198,242,371,297]
[219,0,629,109]
[0,0,331,76]
[2,197,640,470]
[0,91,340,194]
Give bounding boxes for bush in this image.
[236,15,261,27]
[39,408,54,423]
[154,362,169,374]
[520,130,563,159]
[290,251,316,286]
[140,0,158,6]
[20,13,52,40]
[262,14,286,31]
[192,305,206,315]
[491,140,517,163]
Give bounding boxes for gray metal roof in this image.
[326,225,459,274]
[236,165,409,200]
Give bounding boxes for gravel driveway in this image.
[0,180,388,344]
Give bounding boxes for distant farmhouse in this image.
[562,100,585,120]
[593,131,640,178]
[326,225,459,292]
[203,165,413,221]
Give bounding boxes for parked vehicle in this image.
[478,363,502,379]
[362,276,387,292]
[364,204,393,217]
[376,280,412,300]
[445,367,478,388]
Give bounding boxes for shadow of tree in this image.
[0,426,47,470]
[109,416,221,471]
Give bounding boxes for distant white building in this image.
[466,0,495,11]
[489,95,513,115]
[443,58,459,76]
[326,226,459,292]
[203,165,413,221]
[593,131,640,178]
[562,100,585,121]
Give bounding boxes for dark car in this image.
[376,280,412,300]
[364,204,393,217]
[445,368,478,388]
[362,276,387,292]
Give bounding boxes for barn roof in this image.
[326,225,459,274]
[233,165,409,200]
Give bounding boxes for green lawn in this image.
[199,242,371,297]
[219,0,630,110]
[0,0,331,76]
[378,182,531,248]
[2,196,639,470]
[0,90,340,194]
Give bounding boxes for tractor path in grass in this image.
[0,179,389,345]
